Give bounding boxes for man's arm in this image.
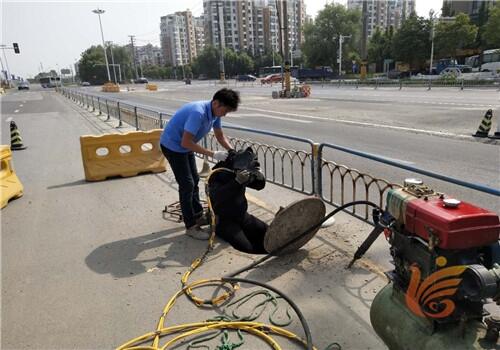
[214,128,233,150]
[181,131,214,157]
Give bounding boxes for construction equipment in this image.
[350,179,500,349]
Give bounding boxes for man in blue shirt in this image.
[160,88,240,240]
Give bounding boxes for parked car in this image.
[261,73,282,84]
[81,82,91,86]
[134,77,148,84]
[236,74,257,82]
[387,70,411,79]
[18,82,29,90]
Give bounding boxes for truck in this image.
[295,66,334,82]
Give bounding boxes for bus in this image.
[464,55,481,72]
[258,66,299,77]
[39,76,60,88]
[481,48,500,73]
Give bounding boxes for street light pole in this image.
[338,34,351,78]
[106,41,117,83]
[429,10,435,76]
[92,8,112,82]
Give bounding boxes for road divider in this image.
[80,129,166,181]
[0,145,24,209]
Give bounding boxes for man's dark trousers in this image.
[161,145,203,228]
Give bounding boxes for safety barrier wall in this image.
[80,129,166,181]
[61,88,499,222]
[0,145,24,208]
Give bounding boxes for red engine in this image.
[381,179,500,327]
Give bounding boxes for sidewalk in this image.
[1,90,388,349]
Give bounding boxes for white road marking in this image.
[19,104,23,107]
[241,106,472,138]
[232,113,311,123]
[6,117,13,122]
[14,109,19,113]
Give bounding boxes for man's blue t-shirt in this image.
[160,100,221,153]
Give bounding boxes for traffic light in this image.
[13,43,19,54]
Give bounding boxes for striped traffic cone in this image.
[473,109,493,138]
[10,121,27,150]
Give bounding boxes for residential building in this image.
[136,44,164,66]
[347,0,415,36]
[160,10,197,66]
[441,0,497,20]
[193,15,206,54]
[203,0,305,57]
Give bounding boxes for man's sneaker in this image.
[186,226,210,240]
[195,213,210,227]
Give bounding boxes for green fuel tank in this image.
[370,283,499,350]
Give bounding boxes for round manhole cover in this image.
[264,197,326,255]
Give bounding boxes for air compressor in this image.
[349,179,500,349]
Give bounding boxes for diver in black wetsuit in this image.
[207,147,268,254]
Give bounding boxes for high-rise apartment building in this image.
[441,0,497,20]
[193,15,206,55]
[160,10,197,66]
[136,44,164,66]
[347,0,415,36]
[203,0,305,57]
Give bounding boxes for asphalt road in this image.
[1,89,389,349]
[76,81,499,212]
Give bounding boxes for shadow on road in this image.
[85,227,224,278]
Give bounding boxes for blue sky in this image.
[1,0,441,79]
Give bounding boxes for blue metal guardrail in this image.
[60,87,499,222]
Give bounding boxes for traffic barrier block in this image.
[80,129,166,181]
[102,83,120,92]
[0,145,24,209]
[146,84,157,91]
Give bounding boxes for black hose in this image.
[222,276,314,350]
[226,200,381,277]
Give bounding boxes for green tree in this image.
[192,46,220,78]
[392,15,430,70]
[302,3,360,71]
[482,4,500,48]
[223,49,254,76]
[78,45,108,84]
[254,52,282,69]
[434,13,477,58]
[78,44,133,83]
[368,27,394,71]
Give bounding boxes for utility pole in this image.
[129,35,139,80]
[338,34,351,78]
[283,0,290,93]
[216,1,225,81]
[360,0,368,80]
[1,47,12,86]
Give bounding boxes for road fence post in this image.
[312,143,322,197]
[105,100,110,121]
[460,79,464,91]
[134,106,139,131]
[91,96,95,112]
[427,79,432,90]
[117,102,123,128]
[399,80,403,90]
[97,97,102,115]
[159,112,163,128]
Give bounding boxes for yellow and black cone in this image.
[10,121,27,150]
[473,109,493,138]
